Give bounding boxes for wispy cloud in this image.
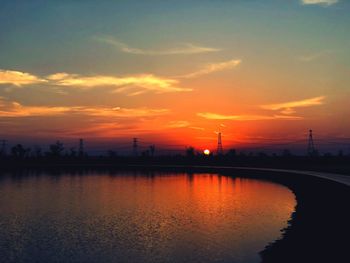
[197,112,303,121]
[167,121,191,128]
[83,107,169,118]
[95,36,220,55]
[166,121,204,131]
[178,59,241,79]
[189,126,205,131]
[301,0,338,6]
[197,96,325,123]
[261,96,325,113]
[1,69,192,95]
[0,97,169,118]
[166,120,205,130]
[0,69,46,86]
[298,50,334,62]
[47,73,191,95]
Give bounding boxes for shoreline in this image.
[1,165,349,262]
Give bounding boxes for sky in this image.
[0,0,349,154]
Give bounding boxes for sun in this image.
[203,149,210,155]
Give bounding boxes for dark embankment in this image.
[254,170,350,263]
[0,166,349,262]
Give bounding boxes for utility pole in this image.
[78,138,84,157]
[132,138,138,156]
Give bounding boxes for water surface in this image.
[0,171,296,263]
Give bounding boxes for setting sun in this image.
[203,149,210,155]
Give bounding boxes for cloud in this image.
[81,107,169,118]
[95,36,220,55]
[46,72,72,81]
[197,112,303,121]
[178,59,241,79]
[1,68,193,95]
[261,96,325,113]
[0,70,192,96]
[167,121,191,128]
[298,50,334,62]
[0,97,169,118]
[197,96,325,121]
[301,0,338,6]
[166,121,204,131]
[189,126,205,131]
[47,72,192,95]
[0,69,46,86]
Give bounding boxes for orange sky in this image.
[0,1,349,153]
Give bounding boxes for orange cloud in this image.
[0,98,169,118]
[0,69,46,86]
[197,112,303,121]
[261,96,325,113]
[1,69,193,95]
[47,73,192,95]
[166,121,191,128]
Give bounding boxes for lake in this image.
[0,171,296,263]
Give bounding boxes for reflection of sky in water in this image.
[0,172,296,263]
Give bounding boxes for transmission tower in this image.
[217,132,223,155]
[307,130,316,156]
[132,138,138,156]
[78,138,84,157]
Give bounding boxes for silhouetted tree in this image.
[185,147,195,157]
[149,145,155,157]
[324,152,333,157]
[70,147,77,157]
[239,151,246,157]
[258,152,268,158]
[309,149,319,157]
[282,149,292,157]
[33,146,42,158]
[226,149,237,158]
[107,150,117,158]
[141,150,150,157]
[49,141,64,157]
[11,144,29,158]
